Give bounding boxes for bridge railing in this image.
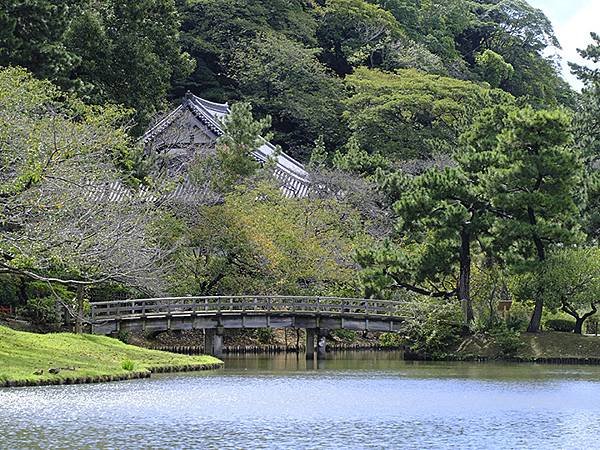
[91,296,410,322]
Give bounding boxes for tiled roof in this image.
[142,93,311,191]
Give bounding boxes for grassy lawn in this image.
[458,331,600,360]
[519,332,600,359]
[0,326,222,385]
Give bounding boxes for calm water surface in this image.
[2,351,600,449]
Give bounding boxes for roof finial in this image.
[185,90,193,101]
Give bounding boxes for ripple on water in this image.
[2,356,600,449]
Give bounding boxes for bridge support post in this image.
[317,329,327,358]
[305,328,316,359]
[204,329,215,356]
[204,328,223,357]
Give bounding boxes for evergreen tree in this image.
[0,0,83,82]
[316,0,403,75]
[343,67,507,160]
[475,49,514,88]
[228,32,346,160]
[358,144,493,324]
[465,105,585,332]
[456,0,572,106]
[308,136,329,169]
[569,32,600,85]
[0,0,193,131]
[333,137,389,178]
[191,102,273,193]
[571,33,600,241]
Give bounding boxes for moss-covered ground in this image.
[0,326,222,386]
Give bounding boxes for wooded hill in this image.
[2,0,600,352]
[0,0,573,157]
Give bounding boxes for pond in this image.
[2,351,600,449]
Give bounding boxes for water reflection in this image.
[226,350,600,381]
[2,352,600,449]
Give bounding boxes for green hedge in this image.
[545,319,575,332]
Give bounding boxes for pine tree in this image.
[358,145,493,325]
[465,105,585,332]
[308,135,328,169]
[194,102,273,193]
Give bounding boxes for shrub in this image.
[545,319,575,332]
[121,359,135,371]
[21,297,60,325]
[19,282,73,326]
[116,330,131,344]
[491,326,524,357]
[586,316,599,335]
[255,328,274,344]
[331,329,356,342]
[401,298,463,358]
[25,281,69,301]
[505,302,532,332]
[0,275,20,307]
[469,315,502,334]
[379,332,403,348]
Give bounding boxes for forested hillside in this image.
[0,0,573,156]
[1,0,600,353]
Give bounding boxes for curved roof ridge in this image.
[141,105,185,144]
[190,94,229,113]
[144,93,310,184]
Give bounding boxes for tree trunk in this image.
[565,302,597,335]
[75,285,85,334]
[526,206,546,333]
[458,228,474,325]
[296,328,300,352]
[527,298,544,333]
[574,318,585,334]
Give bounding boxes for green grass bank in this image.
[456,332,600,363]
[0,326,222,387]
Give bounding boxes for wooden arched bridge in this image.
[91,296,410,358]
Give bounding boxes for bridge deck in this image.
[91,296,410,335]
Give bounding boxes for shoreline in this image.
[151,343,404,355]
[405,353,600,366]
[0,325,224,389]
[156,343,600,366]
[0,362,224,389]
[6,347,600,389]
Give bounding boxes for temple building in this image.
[141,92,310,198]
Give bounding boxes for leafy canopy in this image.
[344,67,507,160]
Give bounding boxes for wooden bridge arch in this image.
[91,296,410,357]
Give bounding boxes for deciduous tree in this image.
[228,32,346,159]
[518,248,600,334]
[316,0,403,74]
[0,68,172,331]
[343,67,504,160]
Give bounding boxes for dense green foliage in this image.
[170,0,571,159]
[0,0,572,155]
[159,182,367,297]
[573,34,600,242]
[227,32,346,158]
[517,248,600,334]
[400,297,463,357]
[545,319,576,333]
[1,0,600,351]
[343,67,505,160]
[193,101,270,192]
[0,0,192,130]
